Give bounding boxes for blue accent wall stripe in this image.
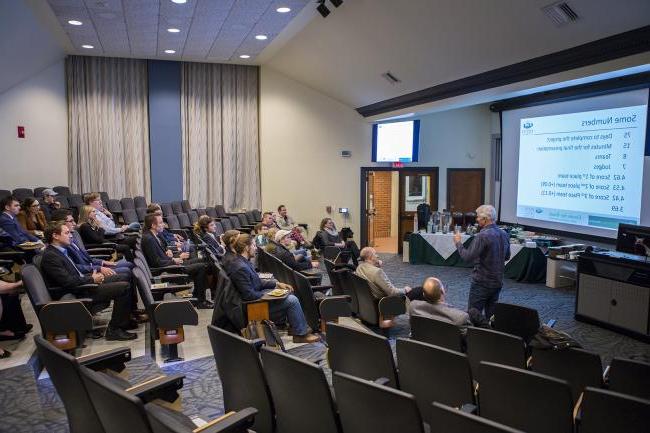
[148,60,183,203]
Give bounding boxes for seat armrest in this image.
[378,295,406,317]
[460,403,478,414]
[0,259,14,267]
[153,299,198,327]
[154,273,191,283]
[250,338,266,351]
[76,347,132,373]
[89,254,111,261]
[126,373,185,404]
[373,377,390,386]
[86,247,115,254]
[39,299,94,333]
[193,407,258,433]
[311,284,332,293]
[84,242,117,249]
[149,265,186,275]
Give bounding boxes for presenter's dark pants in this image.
[468,282,501,320]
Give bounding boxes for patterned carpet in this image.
[1,253,649,432]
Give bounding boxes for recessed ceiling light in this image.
[239,54,250,59]
[171,0,187,3]
[276,6,291,13]
[167,28,180,33]
[68,20,83,25]
[81,44,94,49]
[164,49,176,54]
[255,34,268,40]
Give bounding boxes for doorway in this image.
[361,167,439,254]
[447,168,485,213]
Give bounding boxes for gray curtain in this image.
[181,62,260,210]
[67,56,150,199]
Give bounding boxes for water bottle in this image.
[427,216,433,233]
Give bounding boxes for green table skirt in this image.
[409,233,547,283]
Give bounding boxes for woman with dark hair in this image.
[17,197,47,238]
[193,215,225,258]
[222,232,319,344]
[317,217,360,265]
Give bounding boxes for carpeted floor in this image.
[1,253,649,432]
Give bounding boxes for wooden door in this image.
[398,168,438,254]
[447,168,485,213]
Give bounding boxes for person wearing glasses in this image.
[17,197,47,238]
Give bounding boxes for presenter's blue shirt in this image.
[456,223,510,289]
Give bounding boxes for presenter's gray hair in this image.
[476,204,496,222]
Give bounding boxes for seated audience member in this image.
[253,223,272,247]
[261,212,276,230]
[317,217,360,265]
[146,204,189,252]
[0,196,43,254]
[356,247,413,299]
[193,216,225,258]
[275,205,309,247]
[84,192,141,233]
[0,279,31,353]
[77,205,135,261]
[141,214,213,309]
[40,222,136,341]
[409,277,489,331]
[17,197,47,238]
[40,189,62,221]
[52,209,133,276]
[268,230,312,271]
[222,232,320,343]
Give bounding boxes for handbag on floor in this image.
[529,324,581,350]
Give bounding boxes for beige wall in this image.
[0,60,68,190]
[259,66,371,239]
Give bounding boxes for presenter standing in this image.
[453,205,510,319]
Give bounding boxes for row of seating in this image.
[208,323,650,433]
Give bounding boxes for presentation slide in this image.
[375,121,415,162]
[516,105,647,230]
[500,87,650,239]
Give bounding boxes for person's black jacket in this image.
[199,232,225,257]
[270,241,310,271]
[317,230,341,247]
[141,231,174,268]
[40,245,94,294]
[78,223,107,245]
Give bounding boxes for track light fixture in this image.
[316,0,330,18]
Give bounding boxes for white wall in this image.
[260,67,494,242]
[260,66,371,238]
[0,60,68,190]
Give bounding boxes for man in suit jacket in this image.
[40,221,136,340]
[0,196,41,246]
[355,247,412,299]
[141,214,212,309]
[408,277,472,331]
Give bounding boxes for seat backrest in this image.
[245,211,256,225]
[21,264,53,310]
[215,205,228,218]
[58,195,70,208]
[229,215,241,229]
[69,194,85,209]
[165,214,181,230]
[13,188,34,201]
[160,203,174,217]
[292,270,321,331]
[349,272,379,325]
[181,200,192,213]
[336,269,359,314]
[34,187,48,198]
[261,348,340,433]
[34,335,106,433]
[478,361,573,433]
[220,217,233,231]
[396,338,474,424]
[531,347,603,401]
[177,213,191,228]
[136,207,148,222]
[120,197,135,209]
[252,209,262,221]
[196,208,206,216]
[171,201,184,214]
[430,402,523,433]
[122,209,139,224]
[80,367,153,433]
[333,371,424,433]
[580,387,650,433]
[134,256,154,281]
[132,267,155,308]
[207,325,274,433]
[466,327,526,381]
[493,303,540,342]
[134,196,147,209]
[99,192,110,203]
[53,186,72,196]
[237,214,248,226]
[187,210,199,225]
[213,221,224,237]
[608,357,650,400]
[409,314,463,352]
[0,189,11,200]
[326,322,398,387]
[206,207,218,218]
[106,199,122,214]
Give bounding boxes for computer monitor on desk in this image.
[616,224,650,257]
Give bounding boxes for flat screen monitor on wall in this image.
[499,87,650,240]
[372,119,420,162]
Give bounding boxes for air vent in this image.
[381,71,401,85]
[542,1,580,27]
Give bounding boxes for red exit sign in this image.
[17,126,25,138]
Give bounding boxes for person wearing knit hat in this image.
[270,228,313,271]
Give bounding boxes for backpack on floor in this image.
[529,325,582,350]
